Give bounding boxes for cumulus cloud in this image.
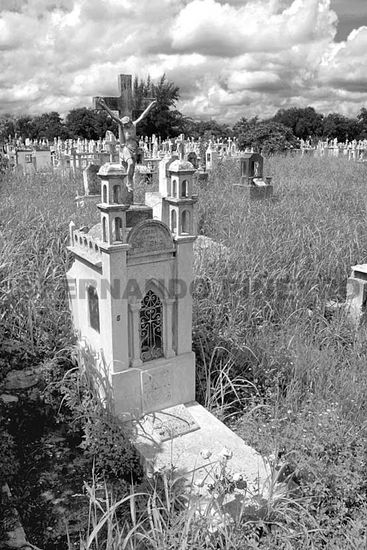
[170,0,337,55]
[0,0,366,123]
[319,26,367,92]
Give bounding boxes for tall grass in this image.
[2,157,367,548]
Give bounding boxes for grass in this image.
[1,155,367,548]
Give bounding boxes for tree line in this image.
[1,74,367,154]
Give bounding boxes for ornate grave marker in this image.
[67,74,270,511]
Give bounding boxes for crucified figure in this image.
[96,97,157,192]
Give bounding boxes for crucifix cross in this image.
[93,73,155,126]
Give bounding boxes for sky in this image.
[0,0,367,124]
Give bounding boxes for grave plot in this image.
[67,84,271,513]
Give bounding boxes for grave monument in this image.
[66,74,270,509]
[233,152,273,199]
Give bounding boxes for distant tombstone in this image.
[33,149,52,170]
[158,154,178,196]
[346,264,367,326]
[205,142,218,170]
[239,152,264,184]
[104,131,118,162]
[187,152,198,169]
[177,139,185,161]
[83,163,101,196]
[89,140,97,153]
[136,147,144,165]
[233,152,273,199]
[152,134,158,158]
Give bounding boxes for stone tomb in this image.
[15,148,52,173]
[67,159,269,504]
[83,163,101,195]
[187,151,198,169]
[346,264,367,326]
[233,152,273,199]
[205,142,219,171]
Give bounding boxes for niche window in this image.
[113,217,122,241]
[172,179,177,197]
[181,180,188,198]
[113,185,121,203]
[171,210,177,233]
[88,286,100,333]
[181,210,190,234]
[102,217,107,242]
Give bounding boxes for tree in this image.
[183,118,233,139]
[65,108,116,139]
[272,107,324,140]
[357,108,367,139]
[236,121,297,155]
[232,116,258,137]
[0,114,16,142]
[31,112,69,140]
[322,113,360,142]
[133,74,184,138]
[15,115,35,141]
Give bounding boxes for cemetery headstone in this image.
[83,163,101,196]
[233,152,273,199]
[346,264,367,326]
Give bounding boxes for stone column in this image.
[164,298,175,358]
[129,301,143,367]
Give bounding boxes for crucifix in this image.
[93,74,155,141]
[93,74,156,195]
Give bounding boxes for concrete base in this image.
[134,401,270,493]
[233,184,273,199]
[113,352,196,419]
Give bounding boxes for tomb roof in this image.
[168,159,195,172]
[98,163,125,177]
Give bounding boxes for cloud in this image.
[170,0,337,56]
[319,27,367,93]
[0,0,366,123]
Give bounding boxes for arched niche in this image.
[87,286,100,332]
[171,209,177,233]
[181,209,190,234]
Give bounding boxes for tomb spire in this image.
[97,163,130,245]
[165,158,198,238]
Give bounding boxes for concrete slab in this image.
[134,401,269,492]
